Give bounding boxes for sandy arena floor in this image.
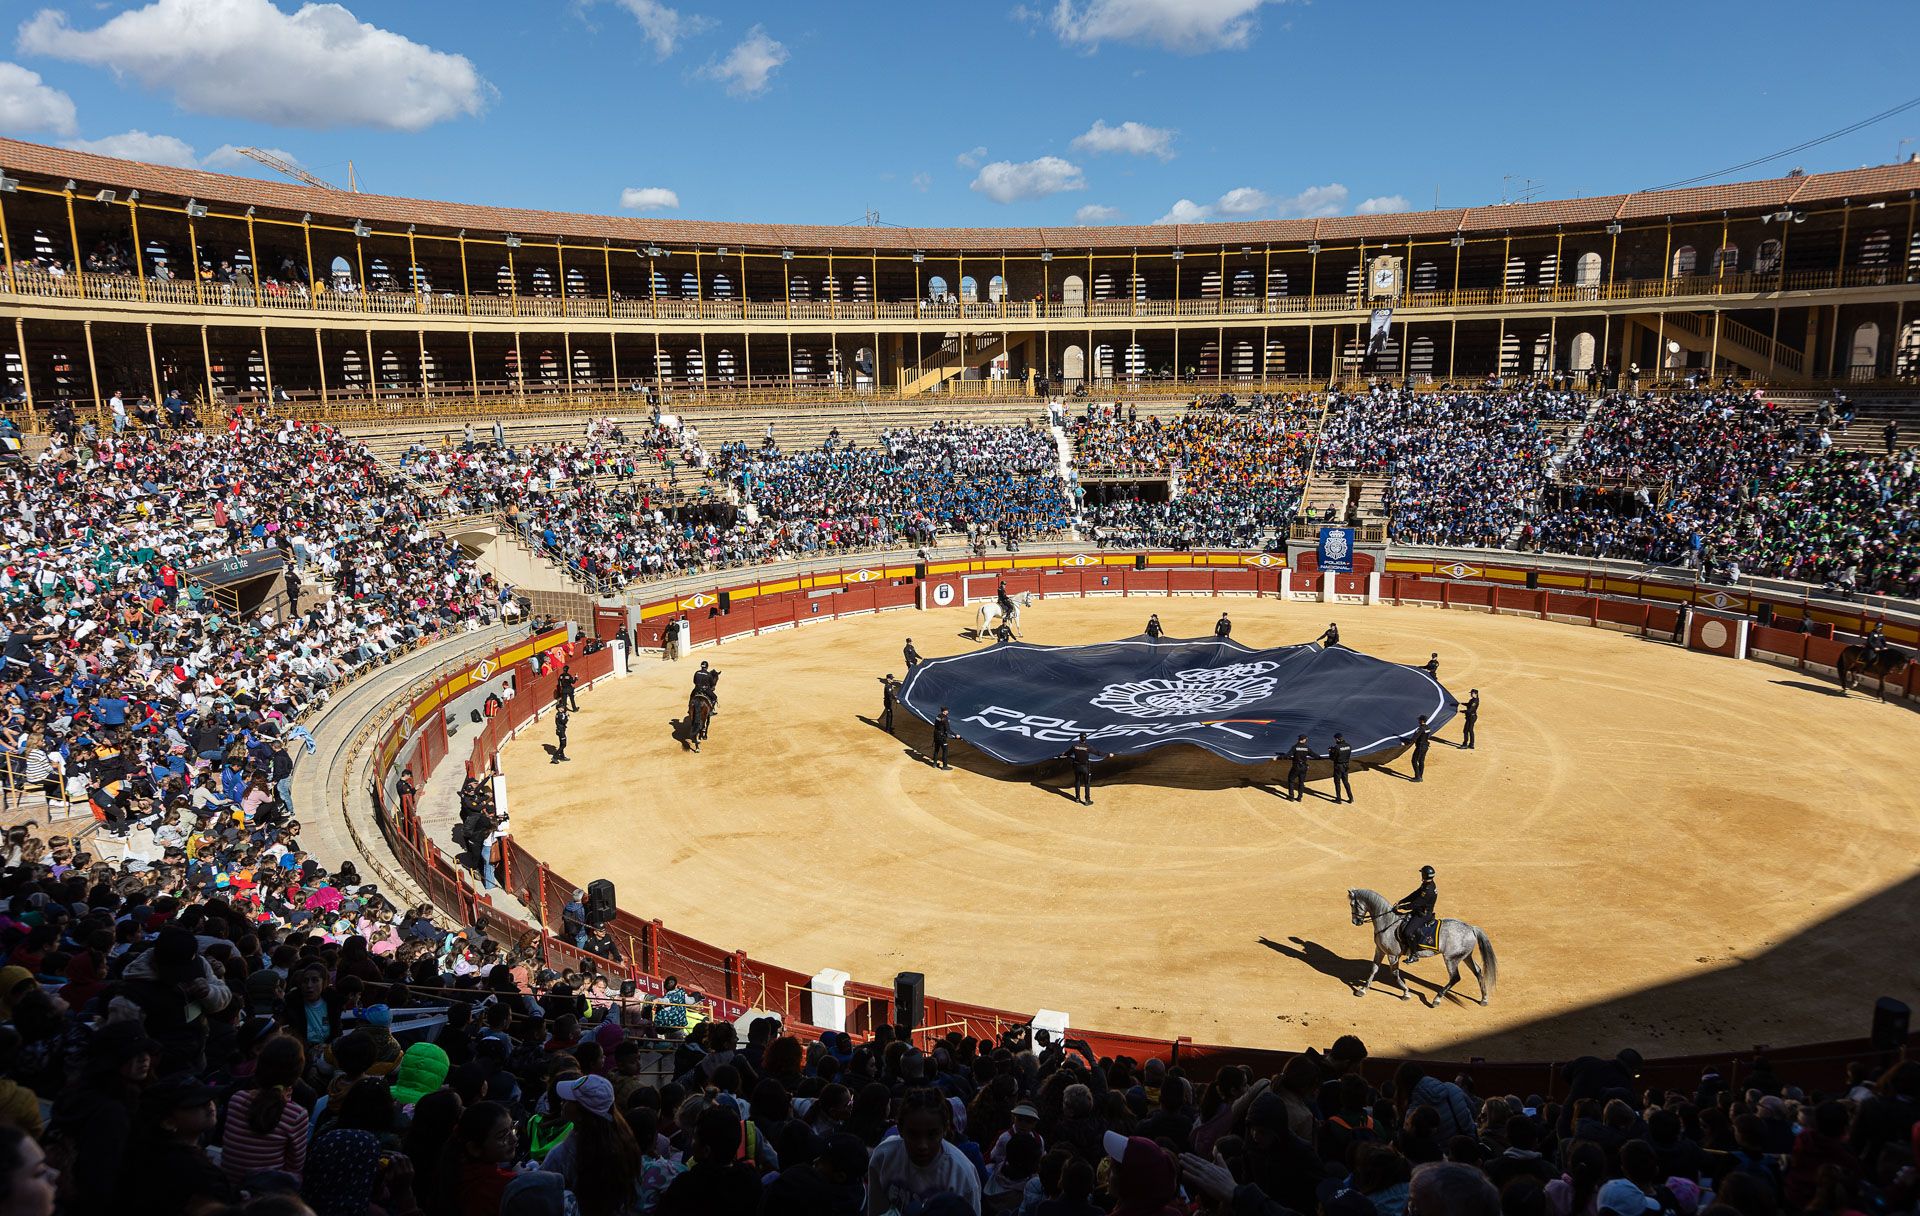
[502,599,1920,1059]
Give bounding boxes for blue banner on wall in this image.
[1318,527,1356,574]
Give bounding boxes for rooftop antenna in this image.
[864,207,882,226]
[1500,174,1544,205]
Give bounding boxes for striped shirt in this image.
[220,1087,309,1183]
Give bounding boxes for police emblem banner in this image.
[897,636,1454,767]
[1318,526,1355,574]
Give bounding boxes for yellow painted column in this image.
[258,324,276,403]
[507,244,519,318]
[366,328,378,406]
[556,242,569,319]
[314,329,330,408]
[407,227,422,313]
[129,199,148,300]
[245,211,262,306]
[198,324,216,412]
[417,330,430,400]
[81,320,102,415]
[459,232,472,317]
[12,317,33,420]
[513,330,525,405]
[355,239,368,314]
[187,214,205,306]
[144,324,162,406]
[465,329,478,403]
[63,186,86,299]
[302,216,317,309]
[0,188,15,294]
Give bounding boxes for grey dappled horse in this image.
[1346,887,1497,1007]
[974,591,1034,640]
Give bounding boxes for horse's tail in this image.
[1472,926,1497,998]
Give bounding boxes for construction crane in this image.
[232,147,357,193]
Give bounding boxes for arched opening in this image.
[535,349,561,383]
[821,274,840,302]
[1231,340,1255,380]
[1200,270,1222,300]
[1197,339,1220,378]
[529,267,554,297]
[1267,269,1289,299]
[246,349,267,394]
[1265,337,1286,375]
[1127,273,1146,302]
[1504,257,1526,289]
[1711,245,1738,275]
[572,348,595,382]
[339,348,365,388]
[712,348,736,382]
[788,274,810,302]
[1574,252,1602,287]
[959,275,978,303]
[1859,229,1892,266]
[144,240,174,279]
[653,349,673,383]
[678,271,699,298]
[1850,321,1881,378]
[1755,239,1782,273]
[926,275,949,302]
[1569,331,1597,372]
[709,273,732,300]
[682,349,704,383]
[1123,343,1145,380]
[1342,338,1365,375]
[1091,272,1112,301]
[1061,343,1085,381]
[564,267,587,296]
[420,348,441,385]
[1671,245,1697,277]
[1409,336,1436,381]
[378,349,408,389]
[1344,265,1363,294]
[1062,274,1085,306]
[1231,268,1256,298]
[493,263,514,295]
[411,263,432,293]
[1896,320,1920,377]
[1092,344,1113,379]
[987,274,1007,303]
[791,347,816,382]
[853,346,874,382]
[1537,256,1558,288]
[851,274,870,302]
[648,268,669,297]
[368,259,396,292]
[331,256,355,291]
[1412,262,1439,292]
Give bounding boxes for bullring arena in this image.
[498,573,1920,1061]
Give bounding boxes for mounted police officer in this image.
[996,579,1015,622]
[1865,622,1889,660]
[690,660,719,714]
[1394,866,1438,954]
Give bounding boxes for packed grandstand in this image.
[0,105,1917,1216]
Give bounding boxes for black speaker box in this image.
[894,971,926,1034]
[1873,996,1909,1050]
[585,878,617,926]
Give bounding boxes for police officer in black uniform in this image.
[1461,689,1479,750]
[691,660,719,714]
[1328,733,1353,803]
[903,638,922,670]
[1283,734,1312,801]
[555,664,580,711]
[1410,714,1431,781]
[931,707,956,770]
[1316,622,1341,648]
[1214,613,1232,639]
[1394,866,1438,953]
[993,619,1014,643]
[551,706,571,763]
[880,674,898,734]
[1062,734,1107,805]
[1422,652,1439,677]
[1865,622,1889,660]
[997,579,1015,621]
[1145,614,1164,639]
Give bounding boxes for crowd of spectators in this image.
[1316,386,1588,548]
[1071,399,1318,550]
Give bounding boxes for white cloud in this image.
[1152,198,1212,225]
[612,0,713,57]
[1070,118,1175,161]
[17,0,491,131]
[1075,203,1122,224]
[61,130,201,168]
[1273,183,1349,218]
[969,156,1086,204]
[702,24,787,97]
[1214,186,1271,215]
[619,186,680,210]
[0,62,77,135]
[1357,194,1412,215]
[956,145,987,168]
[910,171,932,192]
[1048,0,1282,52]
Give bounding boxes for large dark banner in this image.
[897,636,1455,767]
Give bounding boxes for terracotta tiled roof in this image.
[2,136,1915,252]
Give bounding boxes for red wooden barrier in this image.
[1215,569,1257,595]
[1128,570,1169,594]
[877,580,918,609]
[1168,570,1212,594]
[1039,569,1083,598]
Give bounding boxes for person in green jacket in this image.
[389,1041,449,1109]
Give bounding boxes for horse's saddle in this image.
[1401,917,1438,954]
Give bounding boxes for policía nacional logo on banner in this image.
[932,582,956,606]
[1090,662,1281,719]
[1324,530,1350,563]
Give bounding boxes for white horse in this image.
[973,591,1034,640]
[1346,887,1497,1007]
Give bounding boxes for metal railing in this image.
[8,265,1915,327]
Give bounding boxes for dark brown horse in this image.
[1836,645,1909,697]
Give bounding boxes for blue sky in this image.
[0,0,1916,228]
